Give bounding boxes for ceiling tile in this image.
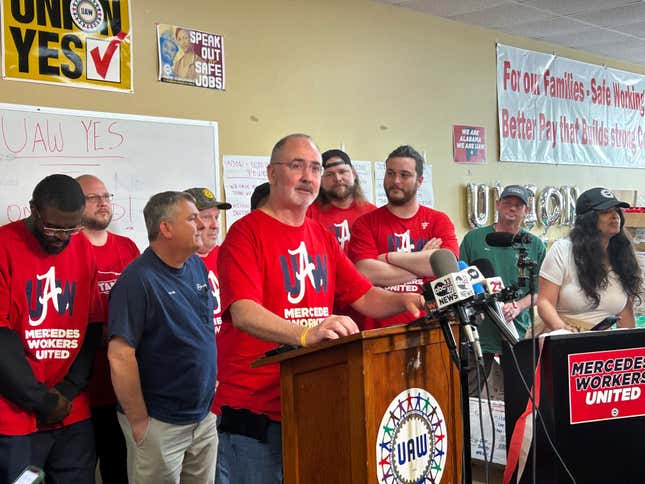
[518,0,639,16]
[571,4,645,28]
[502,16,591,38]
[449,3,552,29]
[396,0,509,17]
[545,28,635,48]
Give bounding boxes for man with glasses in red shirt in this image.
[0,174,103,483]
[214,134,425,484]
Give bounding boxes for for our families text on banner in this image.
[1,0,132,91]
[497,43,645,168]
[157,24,225,90]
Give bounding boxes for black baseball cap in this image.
[183,187,232,211]
[250,182,270,210]
[576,187,629,215]
[322,149,352,169]
[500,185,529,205]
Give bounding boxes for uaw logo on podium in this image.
[376,388,448,483]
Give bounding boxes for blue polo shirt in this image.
[109,248,216,425]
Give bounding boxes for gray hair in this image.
[143,191,195,241]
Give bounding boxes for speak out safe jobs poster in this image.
[1,0,132,92]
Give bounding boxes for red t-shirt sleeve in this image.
[347,214,378,262]
[433,211,459,259]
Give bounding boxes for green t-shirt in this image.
[459,225,546,354]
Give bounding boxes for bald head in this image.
[76,174,113,230]
[270,134,320,163]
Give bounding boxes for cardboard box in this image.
[624,212,645,228]
[614,189,638,206]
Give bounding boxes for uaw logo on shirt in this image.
[376,388,447,484]
[388,230,429,253]
[279,241,328,304]
[331,219,350,249]
[207,270,222,332]
[26,267,77,327]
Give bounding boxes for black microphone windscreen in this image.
[485,231,531,247]
[485,232,516,247]
[472,258,496,278]
[429,249,459,277]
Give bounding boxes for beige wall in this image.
[1,0,643,238]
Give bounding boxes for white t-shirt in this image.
[540,238,627,326]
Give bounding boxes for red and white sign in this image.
[497,43,645,168]
[568,347,645,424]
[453,125,486,163]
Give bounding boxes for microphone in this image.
[430,264,474,310]
[471,258,520,344]
[428,249,469,368]
[485,231,531,247]
[458,260,482,294]
[472,258,505,295]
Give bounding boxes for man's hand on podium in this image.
[301,316,359,347]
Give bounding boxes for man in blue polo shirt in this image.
[108,191,217,483]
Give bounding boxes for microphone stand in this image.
[458,314,476,484]
[418,283,475,484]
[514,244,539,484]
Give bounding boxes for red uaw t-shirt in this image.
[349,205,459,329]
[214,210,372,421]
[199,246,223,334]
[0,221,103,435]
[87,232,139,407]
[307,200,376,254]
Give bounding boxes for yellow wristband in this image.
[300,326,312,347]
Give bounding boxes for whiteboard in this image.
[0,103,219,250]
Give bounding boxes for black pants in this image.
[91,405,128,484]
[0,419,96,484]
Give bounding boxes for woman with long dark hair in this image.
[537,187,642,331]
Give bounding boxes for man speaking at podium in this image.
[214,134,424,484]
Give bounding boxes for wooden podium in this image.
[256,323,463,484]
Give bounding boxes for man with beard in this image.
[77,174,140,484]
[349,145,459,329]
[183,187,231,334]
[460,185,545,393]
[307,149,375,253]
[0,174,103,483]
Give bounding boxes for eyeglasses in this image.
[272,159,322,177]
[40,225,83,237]
[33,209,83,237]
[85,193,114,203]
